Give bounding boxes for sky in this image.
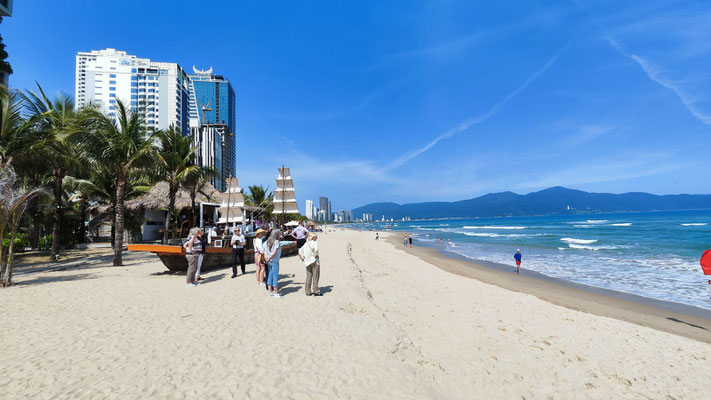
[3,0,711,211]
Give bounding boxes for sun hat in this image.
[256,228,266,236]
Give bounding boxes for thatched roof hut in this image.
[125,181,221,211]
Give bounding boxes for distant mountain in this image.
[351,187,711,219]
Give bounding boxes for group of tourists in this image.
[183,222,321,298]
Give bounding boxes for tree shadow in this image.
[13,273,98,286]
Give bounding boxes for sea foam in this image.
[681,223,707,226]
[560,238,598,244]
[463,226,526,230]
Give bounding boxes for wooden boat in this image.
[127,239,298,272]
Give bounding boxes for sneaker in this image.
[272,293,283,298]
[186,283,198,287]
[231,274,237,279]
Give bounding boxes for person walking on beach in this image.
[184,227,205,287]
[263,229,295,298]
[253,229,266,286]
[299,233,321,296]
[375,232,379,240]
[408,236,413,248]
[514,249,522,275]
[230,228,247,278]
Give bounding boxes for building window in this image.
[109,93,116,97]
[131,76,137,80]
[131,82,137,87]
[131,89,137,93]
[109,106,115,110]
[110,74,116,78]
[148,76,154,80]
[109,80,116,84]
[131,68,137,73]
[131,95,137,100]
[109,87,116,91]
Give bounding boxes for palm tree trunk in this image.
[163,187,177,244]
[3,210,23,287]
[113,179,126,266]
[79,198,88,243]
[27,196,40,250]
[50,172,64,262]
[191,195,197,227]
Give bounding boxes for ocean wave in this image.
[463,226,526,230]
[463,232,501,237]
[560,237,598,244]
[611,223,632,226]
[568,243,618,251]
[573,224,593,228]
[586,220,609,224]
[681,223,707,226]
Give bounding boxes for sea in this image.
[350,210,711,310]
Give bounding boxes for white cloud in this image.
[381,37,574,172]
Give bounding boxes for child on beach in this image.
[514,249,522,275]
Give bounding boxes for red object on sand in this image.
[701,249,711,275]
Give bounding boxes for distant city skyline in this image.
[4,1,711,210]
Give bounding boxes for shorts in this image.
[516,260,521,266]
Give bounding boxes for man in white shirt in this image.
[292,223,309,249]
[230,228,247,278]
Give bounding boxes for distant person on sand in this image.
[299,233,322,296]
[253,229,266,286]
[230,228,246,278]
[263,229,296,298]
[184,227,205,287]
[375,232,379,240]
[408,236,413,248]
[514,249,522,275]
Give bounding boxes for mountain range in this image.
[351,187,711,219]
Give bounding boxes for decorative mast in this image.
[273,166,299,224]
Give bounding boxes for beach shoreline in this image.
[2,229,711,398]
[388,232,711,343]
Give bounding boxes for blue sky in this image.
[4,1,711,210]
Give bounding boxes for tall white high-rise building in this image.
[305,200,317,220]
[75,49,191,132]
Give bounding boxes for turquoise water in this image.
[351,210,711,310]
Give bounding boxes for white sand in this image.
[1,230,710,399]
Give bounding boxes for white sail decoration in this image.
[217,177,245,224]
[273,167,299,215]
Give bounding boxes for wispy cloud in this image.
[562,124,615,146]
[605,36,711,125]
[380,37,574,172]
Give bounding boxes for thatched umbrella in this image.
[125,181,220,211]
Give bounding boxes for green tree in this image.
[81,100,157,266]
[155,126,199,244]
[245,184,274,222]
[21,84,85,261]
[183,166,217,227]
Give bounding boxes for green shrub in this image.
[39,235,52,251]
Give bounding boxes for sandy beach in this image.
[2,230,711,399]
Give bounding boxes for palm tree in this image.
[245,184,274,222]
[0,162,49,286]
[0,85,28,164]
[21,84,84,261]
[183,166,217,227]
[81,99,157,266]
[65,168,150,245]
[155,126,199,244]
